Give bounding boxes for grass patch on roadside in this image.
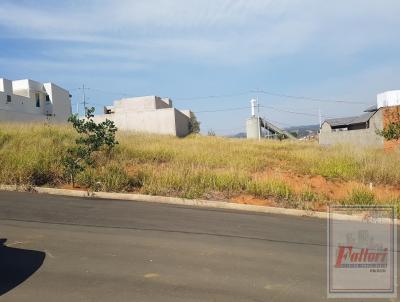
[0,123,399,210]
[340,188,376,206]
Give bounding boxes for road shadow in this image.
[0,238,45,296]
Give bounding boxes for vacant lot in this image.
[0,123,399,211]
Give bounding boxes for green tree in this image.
[276,133,287,141]
[188,113,201,134]
[377,115,400,141]
[63,107,118,186]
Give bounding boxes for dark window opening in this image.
[46,95,50,102]
[331,122,369,132]
[36,93,40,108]
[6,95,11,103]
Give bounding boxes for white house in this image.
[0,78,72,123]
[92,96,193,137]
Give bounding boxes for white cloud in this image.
[0,0,399,64]
[0,57,148,73]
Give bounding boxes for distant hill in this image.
[230,132,247,138]
[228,125,319,139]
[284,124,319,138]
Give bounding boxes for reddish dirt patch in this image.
[231,195,277,207]
[59,184,87,191]
[383,105,400,151]
[253,168,400,202]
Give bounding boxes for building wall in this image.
[0,91,48,122]
[43,83,72,122]
[0,108,47,123]
[377,90,400,108]
[92,107,191,137]
[382,105,400,151]
[94,96,191,137]
[246,117,260,139]
[0,79,13,94]
[174,109,191,137]
[0,78,71,123]
[319,110,384,147]
[114,96,171,113]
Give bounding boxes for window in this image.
[6,95,11,103]
[46,95,50,102]
[36,93,40,107]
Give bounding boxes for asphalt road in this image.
[0,191,397,302]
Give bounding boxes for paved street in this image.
[0,191,397,302]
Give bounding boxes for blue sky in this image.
[1,0,400,135]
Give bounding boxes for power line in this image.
[194,106,250,113]
[174,91,251,101]
[68,85,370,105]
[66,85,367,120]
[254,89,369,105]
[88,87,131,97]
[211,126,245,132]
[262,117,293,127]
[192,104,336,119]
[260,104,318,117]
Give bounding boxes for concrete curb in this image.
[0,184,327,219]
[0,185,397,223]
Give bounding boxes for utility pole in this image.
[82,84,87,115]
[257,96,261,141]
[318,108,322,129]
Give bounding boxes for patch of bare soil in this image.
[253,168,400,202]
[231,195,277,207]
[59,184,87,191]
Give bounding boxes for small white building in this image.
[92,96,193,137]
[0,78,72,123]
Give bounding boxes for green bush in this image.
[246,180,293,200]
[342,188,375,206]
[99,165,131,192]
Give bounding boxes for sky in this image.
[0,0,399,135]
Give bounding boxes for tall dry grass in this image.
[0,123,399,210]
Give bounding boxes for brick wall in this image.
[383,105,400,151]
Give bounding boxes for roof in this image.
[364,104,377,112]
[324,111,376,128]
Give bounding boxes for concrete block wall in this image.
[114,96,172,113]
[92,107,191,137]
[174,109,191,137]
[246,117,260,139]
[319,111,384,147]
[95,96,191,137]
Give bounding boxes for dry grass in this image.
[0,123,399,211]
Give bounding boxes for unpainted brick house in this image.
[319,91,400,150]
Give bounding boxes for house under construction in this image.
[319,90,400,149]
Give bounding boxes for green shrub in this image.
[299,190,319,202]
[246,180,293,200]
[99,165,131,192]
[342,188,375,206]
